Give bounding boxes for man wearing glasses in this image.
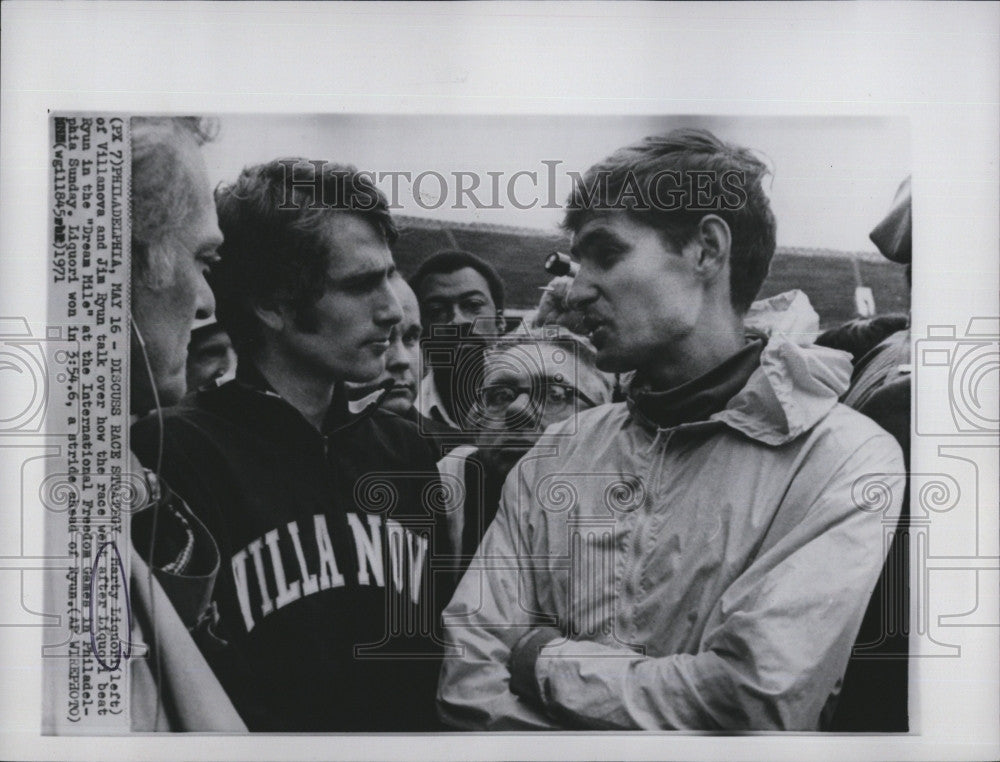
[437,328,612,575]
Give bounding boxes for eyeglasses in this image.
[477,381,599,414]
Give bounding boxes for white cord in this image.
[132,317,166,730]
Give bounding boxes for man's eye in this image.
[338,273,384,295]
[592,248,622,269]
[426,305,450,321]
[461,299,488,314]
[198,251,221,275]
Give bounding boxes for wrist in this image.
[508,627,561,706]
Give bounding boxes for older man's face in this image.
[475,340,608,473]
[131,144,222,408]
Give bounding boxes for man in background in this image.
[829,176,913,732]
[409,250,507,439]
[438,327,613,576]
[345,274,423,418]
[186,317,238,392]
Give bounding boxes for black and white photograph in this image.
[2,3,998,761]
[68,113,916,734]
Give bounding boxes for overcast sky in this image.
[202,114,910,253]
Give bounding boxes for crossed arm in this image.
[437,436,904,731]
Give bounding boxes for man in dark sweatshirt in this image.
[132,158,446,731]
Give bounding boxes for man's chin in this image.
[343,362,385,387]
[132,370,184,415]
[382,396,414,417]
[156,374,187,407]
[595,348,635,375]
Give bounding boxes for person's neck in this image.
[641,317,746,391]
[252,347,336,431]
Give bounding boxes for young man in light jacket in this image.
[438,129,905,731]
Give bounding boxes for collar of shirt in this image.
[415,370,459,429]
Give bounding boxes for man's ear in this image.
[252,299,287,333]
[692,214,732,283]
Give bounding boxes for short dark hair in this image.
[408,249,505,313]
[213,158,397,354]
[562,128,777,314]
[131,116,218,289]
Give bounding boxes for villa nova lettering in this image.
[230,512,429,632]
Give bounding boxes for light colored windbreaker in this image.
[438,335,904,730]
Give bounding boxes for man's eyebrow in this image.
[331,265,391,291]
[425,289,489,303]
[570,227,622,258]
[542,373,568,381]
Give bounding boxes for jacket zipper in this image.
[625,428,673,633]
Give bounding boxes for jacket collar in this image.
[627,334,852,446]
[233,360,387,435]
[627,334,765,431]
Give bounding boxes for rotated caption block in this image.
[42,115,132,733]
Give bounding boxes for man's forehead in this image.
[419,267,492,300]
[319,214,393,276]
[486,341,580,379]
[570,212,652,255]
[400,302,421,330]
[391,277,420,317]
[172,155,223,252]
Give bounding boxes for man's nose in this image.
[450,305,475,326]
[385,333,410,372]
[566,265,598,312]
[504,392,539,430]
[375,282,403,328]
[194,272,216,322]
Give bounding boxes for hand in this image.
[533,276,587,334]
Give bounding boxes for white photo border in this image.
[1,2,997,760]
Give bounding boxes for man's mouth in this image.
[583,315,609,342]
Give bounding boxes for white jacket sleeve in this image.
[530,434,904,730]
[437,466,562,730]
